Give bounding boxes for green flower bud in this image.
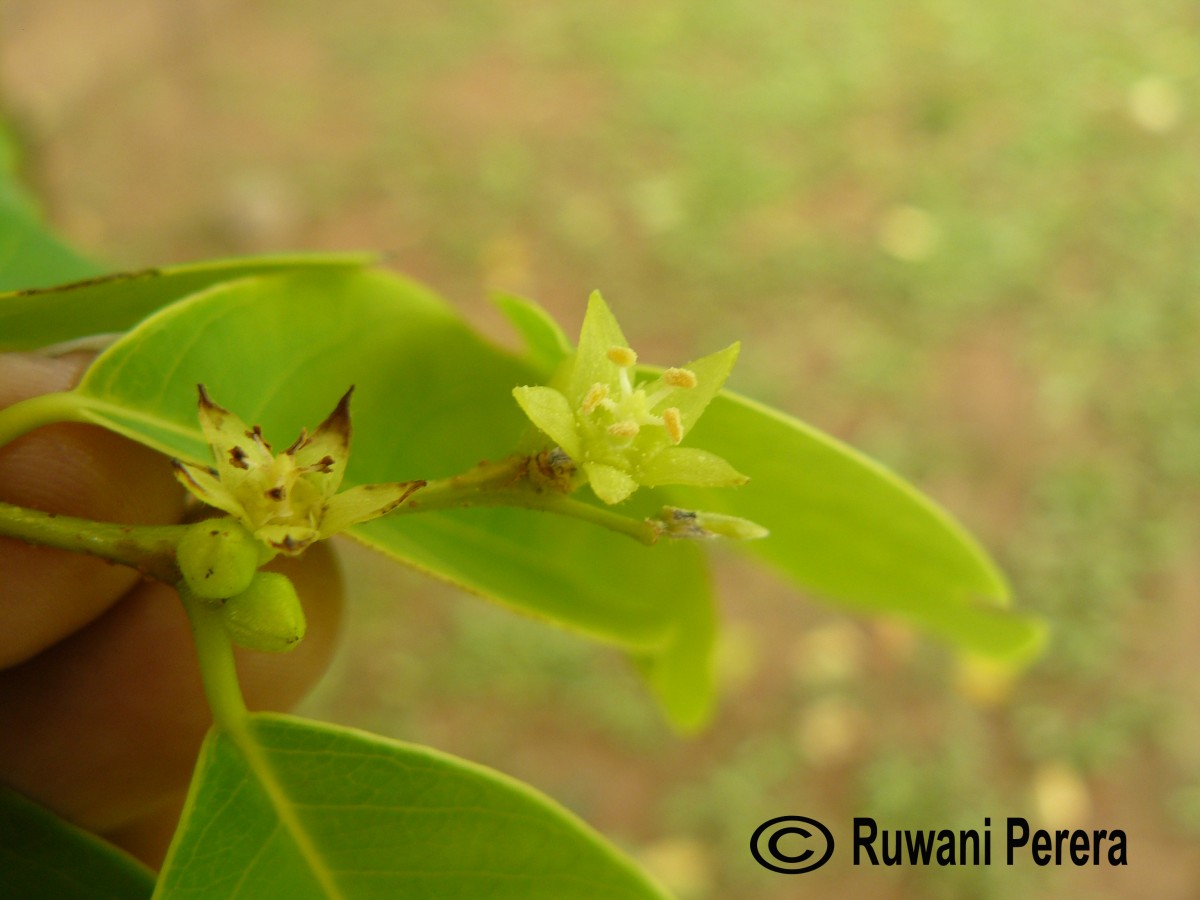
[652,506,769,541]
[177,519,261,600]
[221,571,307,653]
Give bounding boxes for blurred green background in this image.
[3,1,1198,896]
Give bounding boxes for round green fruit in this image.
[177,519,261,600]
[222,571,307,653]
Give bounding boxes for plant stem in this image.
[398,455,660,545]
[179,585,249,730]
[0,391,85,448]
[0,500,184,581]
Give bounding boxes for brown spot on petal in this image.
[265,486,286,502]
[381,480,425,514]
[228,446,250,469]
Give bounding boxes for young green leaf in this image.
[634,584,717,733]
[492,289,572,371]
[156,714,668,899]
[668,392,1046,661]
[0,254,369,351]
[0,785,154,899]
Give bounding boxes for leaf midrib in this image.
[227,721,346,900]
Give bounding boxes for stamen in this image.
[284,428,309,456]
[662,407,684,444]
[298,455,336,476]
[581,383,609,414]
[608,421,640,440]
[618,366,633,397]
[607,346,637,367]
[663,367,698,389]
[246,425,272,453]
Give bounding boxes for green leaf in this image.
[0,254,371,352]
[492,290,572,371]
[635,582,716,733]
[66,268,706,655]
[156,714,667,899]
[669,392,1046,661]
[0,123,101,291]
[0,785,154,900]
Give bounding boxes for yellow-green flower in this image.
[513,292,747,504]
[172,386,423,555]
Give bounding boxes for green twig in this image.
[0,500,184,582]
[178,585,249,729]
[397,455,659,545]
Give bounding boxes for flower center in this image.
[578,347,695,447]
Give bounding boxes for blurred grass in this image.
[3,0,1199,896]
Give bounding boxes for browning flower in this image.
[172,386,423,555]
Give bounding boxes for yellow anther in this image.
[608,420,640,439]
[663,367,698,389]
[663,407,684,444]
[581,382,609,414]
[607,346,638,368]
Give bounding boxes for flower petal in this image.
[171,459,248,520]
[583,461,639,504]
[512,385,583,459]
[291,387,353,499]
[658,342,740,439]
[255,523,321,556]
[637,446,748,488]
[567,291,631,403]
[197,385,273,475]
[318,480,425,537]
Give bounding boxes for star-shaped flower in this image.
[172,386,423,555]
[513,292,748,504]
